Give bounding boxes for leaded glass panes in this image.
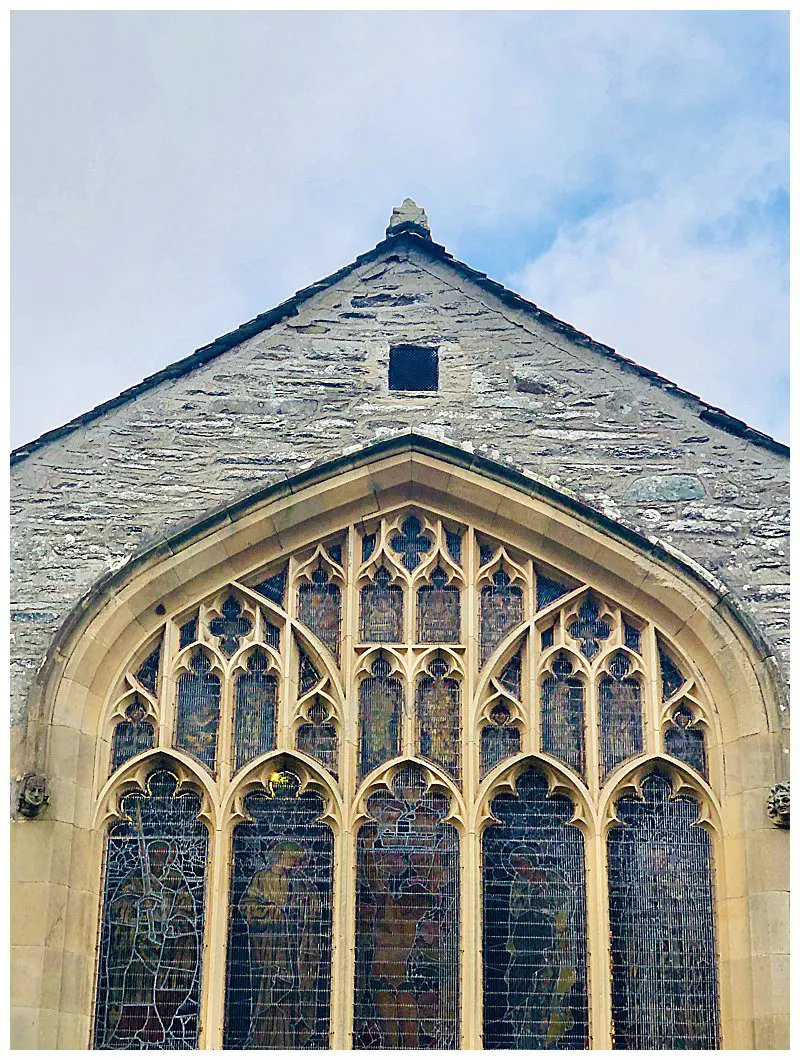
[135,645,161,695]
[94,770,207,1050]
[362,533,377,562]
[483,769,589,1049]
[359,656,402,780]
[417,658,461,780]
[479,705,521,779]
[598,652,643,782]
[390,515,432,571]
[253,567,287,607]
[541,654,585,777]
[354,765,459,1049]
[417,567,460,643]
[175,649,220,772]
[360,568,403,643]
[444,527,462,564]
[179,616,198,649]
[535,570,570,610]
[233,651,278,773]
[659,641,686,701]
[297,698,338,777]
[223,777,333,1049]
[111,699,155,773]
[480,570,524,664]
[665,708,707,777]
[209,596,253,657]
[298,566,342,662]
[299,651,322,695]
[568,595,612,660]
[623,621,641,654]
[498,651,522,699]
[608,774,719,1049]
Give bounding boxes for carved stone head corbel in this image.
[17,773,49,819]
[767,781,789,829]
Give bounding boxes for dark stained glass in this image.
[444,527,462,565]
[498,651,522,699]
[297,698,338,778]
[362,532,377,563]
[359,656,403,780]
[262,619,280,650]
[416,658,461,780]
[483,769,589,1050]
[390,516,432,572]
[480,569,524,664]
[608,774,719,1049]
[360,568,403,643]
[135,645,161,695]
[478,537,497,568]
[299,651,322,695]
[94,770,207,1050]
[298,566,341,662]
[541,654,585,777]
[535,570,570,611]
[665,708,708,777]
[417,567,460,643]
[253,567,287,608]
[479,704,521,779]
[175,650,220,772]
[209,595,253,657]
[623,621,641,653]
[658,641,686,701]
[111,699,155,773]
[326,541,343,566]
[598,653,643,782]
[541,624,555,650]
[233,651,278,773]
[567,595,611,661]
[354,765,459,1049]
[179,616,198,650]
[223,778,333,1049]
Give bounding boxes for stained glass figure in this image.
[253,568,287,608]
[354,765,459,1049]
[483,769,589,1050]
[209,596,253,658]
[223,780,333,1049]
[659,642,686,701]
[233,651,278,773]
[480,570,524,664]
[598,653,643,782]
[480,704,521,779]
[298,566,342,662]
[94,770,207,1049]
[665,707,708,777]
[297,698,338,778]
[360,568,403,643]
[179,617,198,650]
[498,652,522,699]
[623,621,641,653]
[135,645,161,695]
[362,533,377,563]
[608,774,719,1049]
[359,656,403,780]
[444,528,462,565]
[175,650,220,772]
[541,625,555,650]
[478,537,497,568]
[111,699,155,773]
[416,658,461,780]
[417,567,460,643]
[535,570,570,611]
[567,596,611,661]
[299,651,322,695]
[390,516,432,572]
[541,654,585,778]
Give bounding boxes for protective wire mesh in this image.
[623,622,641,654]
[483,769,589,1049]
[598,655,643,782]
[608,774,720,1049]
[359,657,403,780]
[209,596,253,657]
[252,567,287,607]
[658,642,686,701]
[296,699,338,778]
[179,617,198,650]
[416,568,460,643]
[416,660,461,780]
[354,765,460,1049]
[498,652,522,699]
[567,596,612,661]
[93,770,208,1050]
[223,785,334,1049]
[480,572,524,665]
[135,645,161,695]
[664,709,707,777]
[479,716,521,779]
[297,568,341,662]
[175,650,220,772]
[111,699,155,774]
[390,516,432,572]
[299,651,321,695]
[444,528,462,565]
[360,569,404,643]
[541,660,586,778]
[233,651,278,772]
[535,571,570,611]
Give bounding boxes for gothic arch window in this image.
[93,506,724,1048]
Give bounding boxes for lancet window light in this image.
[94,508,721,1049]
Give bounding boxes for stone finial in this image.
[17,772,49,819]
[386,198,431,239]
[768,781,789,828]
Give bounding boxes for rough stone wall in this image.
[10,241,789,764]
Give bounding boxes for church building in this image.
[10,201,789,1049]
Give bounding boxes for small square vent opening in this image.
[389,344,439,392]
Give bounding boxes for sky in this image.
[11,11,789,449]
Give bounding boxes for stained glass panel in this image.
[175,650,220,772]
[623,621,641,653]
[354,765,459,1049]
[233,651,278,773]
[541,625,555,650]
[223,778,333,1049]
[359,656,403,780]
[479,705,521,779]
[478,538,497,567]
[135,645,161,695]
[94,770,207,1050]
[665,708,708,777]
[209,596,253,657]
[498,651,522,699]
[253,567,287,608]
[297,699,338,778]
[416,659,461,780]
[299,651,322,695]
[535,570,570,611]
[417,567,460,643]
[608,774,719,1049]
[298,567,341,662]
[598,653,643,782]
[483,769,589,1049]
[111,699,155,773]
[567,595,611,661]
[360,568,403,643]
[541,654,585,777]
[444,528,462,565]
[659,642,686,701]
[480,570,524,664]
[362,533,377,563]
[390,516,432,571]
[179,617,198,650]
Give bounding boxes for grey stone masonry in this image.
[10,227,789,761]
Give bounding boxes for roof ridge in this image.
[11,230,788,463]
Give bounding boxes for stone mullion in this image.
[199,821,231,1049]
[159,617,177,750]
[526,558,537,755]
[588,828,613,1049]
[586,656,601,805]
[462,525,479,1048]
[643,620,660,754]
[281,556,298,749]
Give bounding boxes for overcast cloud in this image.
[11,11,788,448]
